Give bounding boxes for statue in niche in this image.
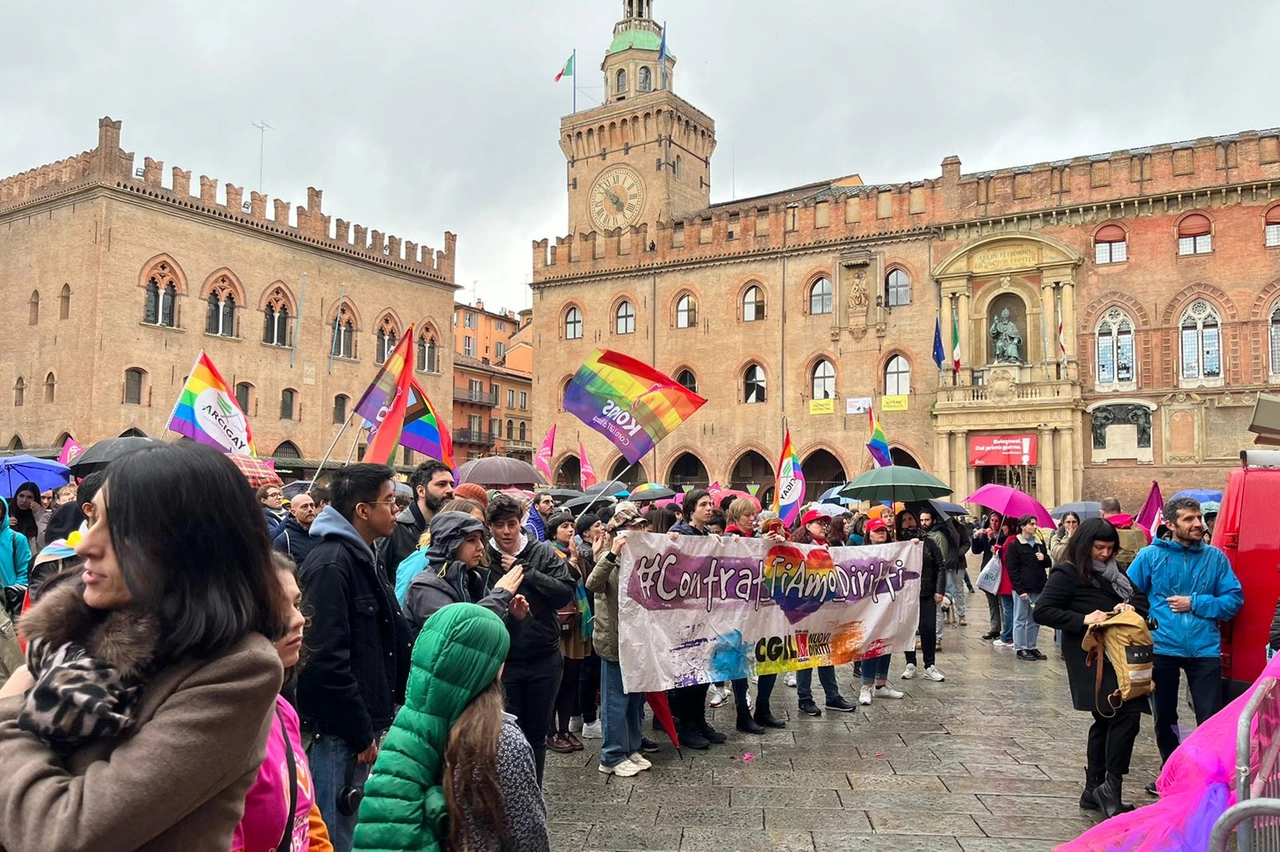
[847,270,868,313]
[990,307,1022,363]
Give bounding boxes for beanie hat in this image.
[546,510,575,534]
[575,513,603,537]
[453,482,489,508]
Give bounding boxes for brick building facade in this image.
[450,300,534,462]
[529,2,1280,510]
[2,117,458,475]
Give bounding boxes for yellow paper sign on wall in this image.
[808,398,835,415]
[881,395,909,412]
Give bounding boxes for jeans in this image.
[999,595,1015,643]
[796,665,841,703]
[503,650,564,785]
[861,654,892,685]
[600,658,644,767]
[904,597,938,668]
[945,570,967,619]
[1151,655,1223,764]
[307,732,372,852]
[1013,593,1040,650]
[1087,709,1143,778]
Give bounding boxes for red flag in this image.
[1134,480,1164,542]
[579,441,598,490]
[363,330,416,465]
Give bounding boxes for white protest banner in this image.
[616,533,922,692]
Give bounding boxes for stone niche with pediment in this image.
[1087,400,1155,464]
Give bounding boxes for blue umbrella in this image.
[819,485,854,506]
[0,455,71,498]
[1171,489,1222,505]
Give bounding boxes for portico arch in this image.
[727,448,773,492]
[553,453,581,488]
[801,448,848,498]
[607,456,648,486]
[665,451,709,489]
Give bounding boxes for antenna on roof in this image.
[251,121,273,193]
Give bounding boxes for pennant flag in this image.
[58,437,84,467]
[534,424,556,483]
[746,484,760,496]
[932,315,945,370]
[772,429,805,528]
[866,407,893,468]
[355,327,455,468]
[554,53,574,82]
[658,23,669,89]
[579,441,598,490]
[168,350,256,455]
[563,349,707,465]
[1058,308,1068,360]
[951,308,962,372]
[1134,480,1165,540]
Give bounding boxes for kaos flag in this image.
[168,351,256,455]
[563,349,706,465]
[773,429,805,527]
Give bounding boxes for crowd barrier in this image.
[1211,678,1280,850]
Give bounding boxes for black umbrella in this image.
[547,488,584,501]
[562,494,617,514]
[282,480,315,500]
[583,479,631,498]
[456,457,547,488]
[69,437,165,476]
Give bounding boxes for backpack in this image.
[1114,528,1148,570]
[1082,609,1155,715]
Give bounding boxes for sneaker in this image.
[993,639,1014,648]
[1032,649,1048,661]
[922,665,945,682]
[547,733,576,753]
[798,699,822,717]
[959,619,968,626]
[599,758,642,777]
[580,720,602,739]
[784,671,797,688]
[874,685,905,699]
[627,752,653,770]
[708,685,727,708]
[858,685,873,706]
[639,737,661,754]
[568,715,584,734]
[825,696,857,712]
[901,663,918,680]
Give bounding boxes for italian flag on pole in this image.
[555,54,574,82]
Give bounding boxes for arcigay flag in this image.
[168,351,256,456]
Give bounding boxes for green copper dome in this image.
[607,29,661,54]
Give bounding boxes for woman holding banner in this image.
[723,498,787,733]
[857,518,907,705]
[788,510,858,715]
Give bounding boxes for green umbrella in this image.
[838,466,952,504]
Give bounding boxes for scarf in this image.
[1091,557,1133,602]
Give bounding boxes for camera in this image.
[336,756,363,816]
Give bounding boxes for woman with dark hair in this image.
[1049,511,1081,565]
[1005,514,1050,662]
[0,442,289,851]
[6,481,40,547]
[1034,517,1149,818]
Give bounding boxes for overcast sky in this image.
[3,2,1276,314]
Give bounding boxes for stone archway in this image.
[555,456,582,488]
[802,449,847,498]
[667,451,709,489]
[890,447,921,469]
[608,457,647,487]
[728,450,773,492]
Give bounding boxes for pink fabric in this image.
[997,538,1014,596]
[232,695,317,852]
[1058,653,1280,851]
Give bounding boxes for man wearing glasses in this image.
[257,484,288,536]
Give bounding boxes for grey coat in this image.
[585,550,621,662]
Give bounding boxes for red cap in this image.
[864,518,888,533]
[801,509,830,526]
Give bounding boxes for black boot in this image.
[1080,769,1104,810]
[1093,774,1129,819]
[754,706,787,729]
[736,706,765,734]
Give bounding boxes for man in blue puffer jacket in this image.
[1127,496,1242,790]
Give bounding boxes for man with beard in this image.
[376,460,454,588]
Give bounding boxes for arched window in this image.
[1267,206,1280,248]
[13,377,24,407]
[375,316,399,364]
[263,288,291,347]
[235,382,253,414]
[564,306,583,340]
[43,372,55,404]
[124,368,146,405]
[506,420,514,440]
[742,285,765,322]
[205,290,236,337]
[676,369,697,393]
[28,290,39,326]
[1096,308,1135,385]
[676,294,697,328]
[743,364,767,403]
[639,66,652,92]
[1270,303,1280,376]
[333,394,349,424]
[280,389,297,420]
[885,269,910,307]
[811,359,835,399]
[519,421,527,442]
[885,355,911,396]
[142,260,181,328]
[59,284,71,320]
[615,300,636,335]
[1179,300,1222,381]
[616,68,627,94]
[808,277,832,314]
[1094,224,1128,264]
[273,441,302,460]
[417,330,439,372]
[1178,214,1213,255]
[330,304,355,359]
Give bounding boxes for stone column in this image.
[958,289,973,384]
[935,429,952,484]
[1041,281,1056,378]
[1061,279,1078,382]
[952,431,969,503]
[1060,426,1079,503]
[1038,426,1056,509]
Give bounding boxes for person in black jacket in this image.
[897,510,946,682]
[1034,517,1149,818]
[296,464,412,851]
[375,459,454,589]
[485,493,576,785]
[272,490,320,567]
[1006,514,1051,661]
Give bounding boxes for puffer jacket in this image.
[402,513,512,638]
[485,536,575,663]
[0,498,31,589]
[585,550,622,661]
[1127,536,1243,659]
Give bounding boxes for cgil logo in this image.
[600,400,644,437]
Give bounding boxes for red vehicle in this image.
[1216,450,1280,698]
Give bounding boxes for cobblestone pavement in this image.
[544,593,1166,851]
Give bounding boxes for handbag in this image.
[976,552,1003,594]
[275,706,298,852]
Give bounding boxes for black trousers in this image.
[1151,654,1222,764]
[551,656,582,734]
[984,590,1002,633]
[578,650,600,724]
[1086,710,1143,778]
[904,597,938,668]
[732,674,778,714]
[503,650,563,785]
[669,683,710,727]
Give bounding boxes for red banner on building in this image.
[969,434,1038,466]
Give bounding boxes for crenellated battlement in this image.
[0,117,457,284]
[535,126,1280,282]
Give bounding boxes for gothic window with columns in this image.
[1269,302,1280,376]
[1095,308,1135,387]
[263,289,292,347]
[205,283,237,338]
[375,316,399,364]
[1179,300,1221,383]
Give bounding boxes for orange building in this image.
[450,301,533,461]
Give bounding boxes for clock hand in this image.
[604,188,624,211]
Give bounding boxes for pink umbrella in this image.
[964,484,1056,529]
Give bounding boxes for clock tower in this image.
[560,1,716,235]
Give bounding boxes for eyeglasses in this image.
[360,499,398,509]
[266,492,283,499]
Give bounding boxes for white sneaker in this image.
[599,758,642,777]
[923,665,946,682]
[708,685,727,708]
[874,685,905,699]
[858,685,873,706]
[568,715,584,734]
[627,752,653,770]
[784,671,797,688]
[901,663,918,680]
[580,720,602,739]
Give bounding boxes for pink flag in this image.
[578,441,598,489]
[1135,480,1164,541]
[534,425,556,483]
[58,437,84,467]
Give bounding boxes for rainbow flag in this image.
[402,378,454,470]
[866,407,892,468]
[168,351,256,455]
[355,327,454,469]
[773,429,805,527]
[563,349,706,465]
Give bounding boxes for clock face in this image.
[589,166,646,231]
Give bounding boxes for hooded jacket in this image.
[485,536,575,663]
[376,501,430,590]
[296,506,412,751]
[1127,536,1243,659]
[402,512,512,638]
[272,515,320,568]
[0,497,31,589]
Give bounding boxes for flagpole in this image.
[571,462,635,523]
[344,426,363,465]
[572,49,577,113]
[315,409,358,477]
[327,285,346,375]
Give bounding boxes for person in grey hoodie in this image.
[402,511,527,639]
